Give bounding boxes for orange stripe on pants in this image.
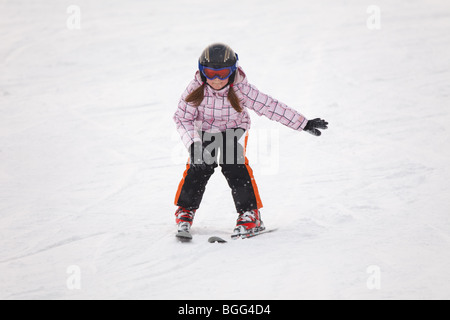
[243,132,263,209]
[174,162,190,206]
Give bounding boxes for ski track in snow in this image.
[1,0,450,299]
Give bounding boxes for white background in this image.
[1,0,449,299]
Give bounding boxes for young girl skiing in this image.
[173,43,328,240]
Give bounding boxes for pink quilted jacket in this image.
[174,67,308,149]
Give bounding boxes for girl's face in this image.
[206,78,229,90]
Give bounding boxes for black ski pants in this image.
[174,128,262,213]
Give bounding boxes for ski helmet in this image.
[198,43,238,84]
[198,43,238,69]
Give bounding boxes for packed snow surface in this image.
[1,0,450,299]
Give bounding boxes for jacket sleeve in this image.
[173,80,202,150]
[237,82,308,131]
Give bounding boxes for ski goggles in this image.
[199,63,238,80]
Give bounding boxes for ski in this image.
[208,228,277,243]
[176,230,192,242]
[232,227,277,240]
[237,228,277,239]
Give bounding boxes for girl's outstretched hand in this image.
[304,118,329,136]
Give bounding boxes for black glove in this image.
[189,141,213,172]
[304,118,329,136]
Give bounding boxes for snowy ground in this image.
[1,0,450,300]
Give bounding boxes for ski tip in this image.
[208,236,227,243]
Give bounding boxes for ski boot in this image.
[232,209,265,239]
[175,207,196,242]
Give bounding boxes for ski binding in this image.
[176,230,192,242]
